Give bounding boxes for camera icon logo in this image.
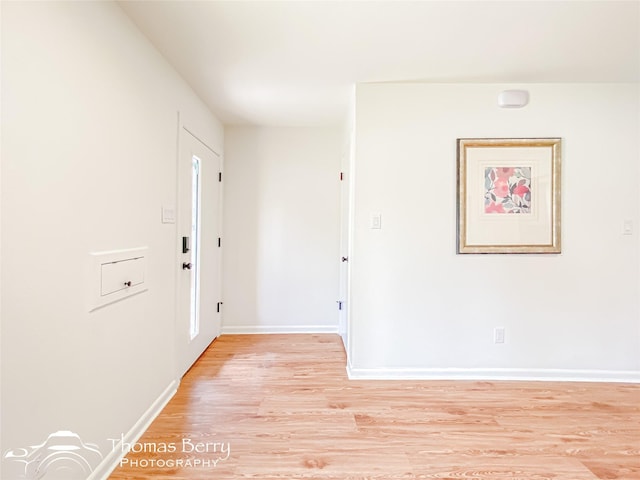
[3,430,103,479]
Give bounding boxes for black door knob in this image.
[182,262,192,270]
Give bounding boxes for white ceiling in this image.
[119,1,640,126]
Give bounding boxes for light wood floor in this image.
[109,334,640,479]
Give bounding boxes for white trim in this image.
[221,325,338,335]
[183,126,221,157]
[346,366,640,384]
[89,379,179,480]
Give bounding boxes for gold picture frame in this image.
[457,138,562,254]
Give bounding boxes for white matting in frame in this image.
[457,138,562,254]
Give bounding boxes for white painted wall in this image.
[1,1,222,474]
[223,127,341,333]
[349,83,640,381]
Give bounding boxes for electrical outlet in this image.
[494,327,505,344]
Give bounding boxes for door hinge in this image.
[336,300,343,310]
[218,172,222,182]
[340,172,344,181]
[218,237,221,248]
[217,301,223,313]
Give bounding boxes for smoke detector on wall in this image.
[498,90,530,108]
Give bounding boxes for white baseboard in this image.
[221,324,338,335]
[346,366,640,383]
[90,379,179,480]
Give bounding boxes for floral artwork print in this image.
[484,166,531,214]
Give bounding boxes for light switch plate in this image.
[623,219,633,235]
[162,206,176,224]
[370,213,382,229]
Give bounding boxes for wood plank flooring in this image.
[109,334,640,479]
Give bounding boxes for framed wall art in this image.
[457,138,562,254]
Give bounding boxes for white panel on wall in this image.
[89,247,148,311]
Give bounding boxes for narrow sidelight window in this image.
[190,156,202,339]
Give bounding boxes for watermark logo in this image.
[3,431,231,478]
[3,430,103,480]
[109,434,231,469]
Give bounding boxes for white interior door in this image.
[176,127,222,378]
[338,140,353,349]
